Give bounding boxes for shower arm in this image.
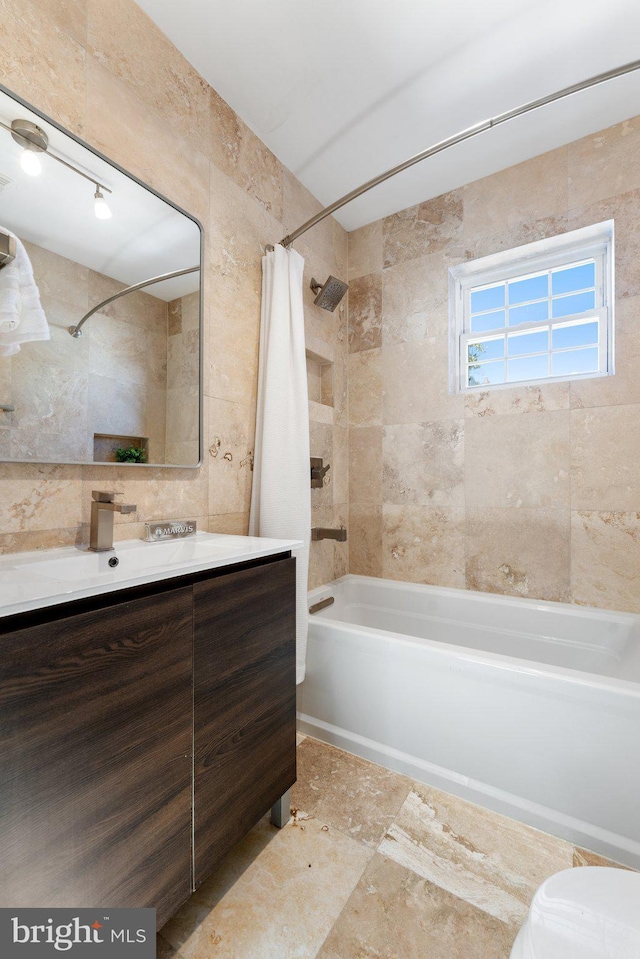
[68,264,200,337]
[278,57,640,249]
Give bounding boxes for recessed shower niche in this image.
[305,334,334,424]
[0,83,203,468]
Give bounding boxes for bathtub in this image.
[298,575,640,868]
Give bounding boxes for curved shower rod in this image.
[68,264,200,337]
[279,57,640,248]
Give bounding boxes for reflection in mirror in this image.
[0,85,202,467]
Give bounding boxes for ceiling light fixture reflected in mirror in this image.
[93,185,112,220]
[20,149,42,176]
[11,119,47,177]
[0,116,113,216]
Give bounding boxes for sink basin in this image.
[0,531,301,618]
[15,534,246,582]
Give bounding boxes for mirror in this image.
[0,84,202,467]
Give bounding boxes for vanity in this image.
[0,533,298,926]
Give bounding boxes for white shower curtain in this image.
[249,244,311,684]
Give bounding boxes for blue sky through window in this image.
[456,224,612,392]
[466,257,603,388]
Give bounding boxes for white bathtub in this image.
[298,575,640,868]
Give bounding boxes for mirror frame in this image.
[0,80,204,469]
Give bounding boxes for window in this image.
[449,221,614,392]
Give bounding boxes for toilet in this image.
[511,867,640,958]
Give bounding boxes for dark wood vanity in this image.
[0,552,296,927]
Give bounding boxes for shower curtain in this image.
[249,244,310,684]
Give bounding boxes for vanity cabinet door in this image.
[0,587,192,925]
[193,558,296,886]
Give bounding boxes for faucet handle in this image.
[91,490,120,502]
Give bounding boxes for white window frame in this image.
[449,221,615,393]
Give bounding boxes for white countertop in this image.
[0,532,301,619]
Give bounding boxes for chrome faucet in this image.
[89,491,137,552]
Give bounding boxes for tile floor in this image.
[158,735,629,959]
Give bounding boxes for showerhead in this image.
[310,276,348,312]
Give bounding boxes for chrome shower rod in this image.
[68,264,200,337]
[279,58,640,248]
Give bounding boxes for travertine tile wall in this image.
[0,241,169,464]
[0,0,348,587]
[348,115,640,613]
[166,292,199,466]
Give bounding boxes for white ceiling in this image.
[136,0,640,232]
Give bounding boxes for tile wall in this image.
[0,0,348,587]
[1,241,170,464]
[348,115,640,612]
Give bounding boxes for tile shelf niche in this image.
[306,335,334,425]
[93,433,149,463]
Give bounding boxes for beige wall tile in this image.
[571,406,640,510]
[166,387,199,445]
[568,116,640,210]
[383,421,464,507]
[89,374,146,437]
[210,88,284,221]
[465,381,570,418]
[310,421,333,510]
[465,411,570,510]
[208,162,282,301]
[466,507,570,602]
[350,426,382,505]
[383,338,464,425]
[569,188,640,300]
[332,425,349,505]
[85,58,210,224]
[332,352,348,429]
[348,274,382,353]
[468,213,570,262]
[0,464,83,534]
[382,505,465,587]
[208,512,249,535]
[80,461,208,530]
[26,242,89,315]
[463,148,568,246]
[87,0,212,154]
[382,251,449,344]
[11,427,90,464]
[0,526,81,554]
[571,510,640,613]
[0,0,86,135]
[349,349,382,426]
[306,356,322,404]
[348,220,383,280]
[383,191,464,269]
[207,397,254,516]
[349,504,383,578]
[309,400,333,425]
[25,0,88,47]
